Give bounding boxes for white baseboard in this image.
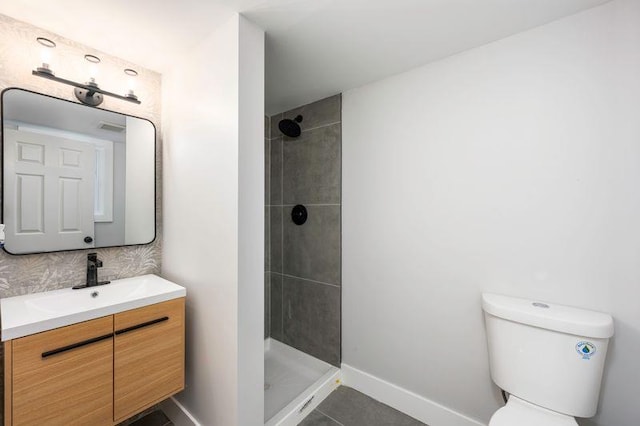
[341,364,486,426]
[159,396,201,426]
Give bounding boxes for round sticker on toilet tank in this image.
[576,341,596,360]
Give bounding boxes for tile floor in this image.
[126,410,173,426]
[300,386,427,426]
[124,386,425,426]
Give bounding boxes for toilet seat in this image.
[489,396,578,426]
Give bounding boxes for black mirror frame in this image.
[0,87,157,255]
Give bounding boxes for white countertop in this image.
[1,274,186,341]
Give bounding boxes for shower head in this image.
[278,115,303,138]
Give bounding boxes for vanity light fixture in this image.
[31,37,142,106]
[36,37,56,75]
[124,68,139,101]
[74,54,104,106]
[84,54,101,81]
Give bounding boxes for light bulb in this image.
[36,37,56,74]
[124,69,138,99]
[40,46,52,65]
[89,63,99,80]
[84,55,101,86]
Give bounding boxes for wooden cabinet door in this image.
[11,316,113,426]
[113,298,185,422]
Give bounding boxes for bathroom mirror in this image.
[1,88,155,254]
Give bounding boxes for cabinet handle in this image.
[115,316,169,336]
[41,333,113,358]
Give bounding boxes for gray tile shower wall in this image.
[269,206,284,273]
[0,14,162,424]
[269,272,284,341]
[265,95,341,366]
[282,124,341,205]
[283,205,341,285]
[265,117,270,338]
[282,276,340,365]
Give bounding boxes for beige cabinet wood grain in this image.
[114,298,185,423]
[3,297,185,426]
[9,316,114,426]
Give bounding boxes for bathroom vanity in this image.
[1,275,186,426]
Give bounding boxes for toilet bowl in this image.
[482,293,614,425]
[490,396,577,426]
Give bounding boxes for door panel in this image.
[15,174,44,233]
[4,128,96,253]
[59,177,82,231]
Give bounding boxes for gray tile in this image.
[270,206,283,273]
[270,137,283,205]
[282,276,340,366]
[299,410,341,426]
[270,113,283,139]
[270,272,283,341]
[265,138,270,205]
[125,410,173,426]
[264,272,270,339]
[265,206,270,271]
[282,123,341,205]
[284,94,341,131]
[317,387,426,426]
[283,205,340,285]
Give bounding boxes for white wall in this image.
[162,14,264,426]
[342,1,640,425]
[237,15,266,426]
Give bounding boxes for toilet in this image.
[482,293,614,425]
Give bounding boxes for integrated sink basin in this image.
[1,274,186,340]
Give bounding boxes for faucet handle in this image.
[87,253,102,267]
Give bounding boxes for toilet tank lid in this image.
[482,293,614,338]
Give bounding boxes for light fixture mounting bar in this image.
[32,69,141,105]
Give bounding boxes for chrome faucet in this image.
[72,253,111,289]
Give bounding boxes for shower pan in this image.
[264,340,340,425]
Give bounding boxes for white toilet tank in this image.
[482,293,614,418]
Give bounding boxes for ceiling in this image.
[0,0,611,114]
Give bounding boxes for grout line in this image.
[265,204,341,208]
[283,204,341,207]
[266,137,271,337]
[315,408,345,426]
[301,121,341,134]
[279,273,341,288]
[269,120,340,139]
[280,133,284,339]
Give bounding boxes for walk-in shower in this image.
[264,95,342,425]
